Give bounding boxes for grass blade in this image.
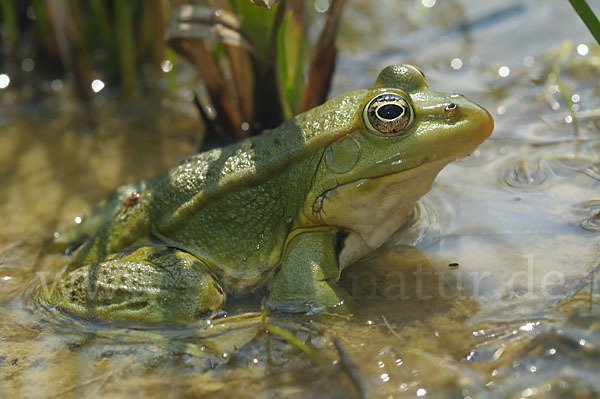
[169,36,245,140]
[568,0,600,45]
[0,0,19,51]
[114,0,138,97]
[277,8,307,118]
[47,0,93,101]
[300,0,347,111]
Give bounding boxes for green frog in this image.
[46,65,493,325]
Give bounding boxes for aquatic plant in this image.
[0,0,347,145]
[568,0,600,45]
[167,0,347,141]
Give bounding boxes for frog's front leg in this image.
[267,230,354,314]
[47,246,225,325]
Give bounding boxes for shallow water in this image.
[2,0,600,398]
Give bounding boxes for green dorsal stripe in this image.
[155,90,366,234]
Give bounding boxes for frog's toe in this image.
[46,246,225,325]
[267,279,355,315]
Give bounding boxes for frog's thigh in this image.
[267,231,354,313]
[51,247,225,324]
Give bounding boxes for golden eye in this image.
[363,93,413,136]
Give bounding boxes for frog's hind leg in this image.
[48,246,225,325]
[52,177,160,251]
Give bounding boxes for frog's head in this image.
[322,64,493,182]
[305,65,494,265]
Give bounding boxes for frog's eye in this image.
[363,93,413,136]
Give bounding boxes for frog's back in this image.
[151,90,365,232]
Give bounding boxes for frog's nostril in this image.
[444,103,459,117]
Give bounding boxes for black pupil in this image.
[377,104,403,120]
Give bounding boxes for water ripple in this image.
[502,158,553,189]
[583,164,600,181]
[384,187,454,250]
[574,200,600,232]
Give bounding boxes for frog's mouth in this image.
[365,102,494,179]
[312,149,467,222]
[354,145,480,191]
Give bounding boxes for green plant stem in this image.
[165,48,178,94]
[32,0,49,49]
[0,0,19,50]
[114,0,137,97]
[568,0,600,45]
[90,0,112,41]
[553,66,581,149]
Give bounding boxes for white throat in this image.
[316,158,452,269]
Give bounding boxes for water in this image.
[2,0,600,398]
